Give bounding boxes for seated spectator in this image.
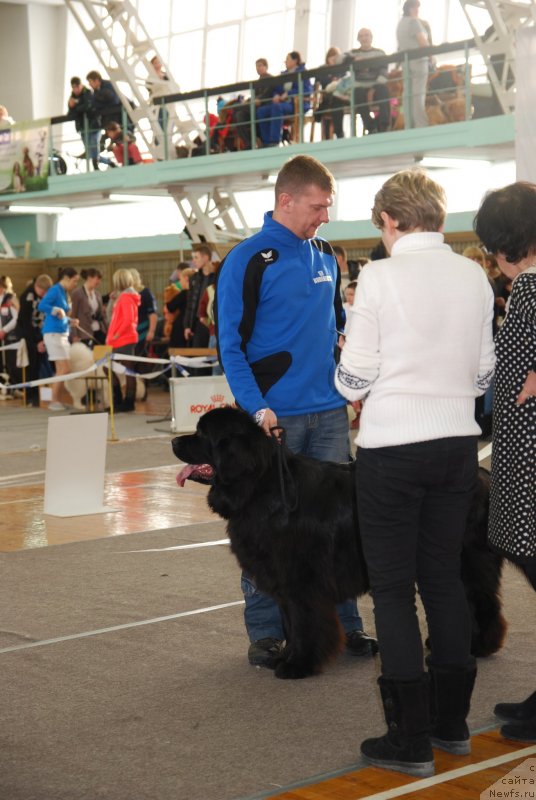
[67,77,108,171]
[233,58,276,149]
[104,122,142,166]
[256,51,313,146]
[314,47,346,140]
[344,28,391,134]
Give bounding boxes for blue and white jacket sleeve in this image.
[335,266,381,402]
[216,254,267,416]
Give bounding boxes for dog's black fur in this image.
[172,407,506,680]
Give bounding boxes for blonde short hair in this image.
[35,274,53,291]
[112,268,134,292]
[462,245,486,267]
[372,169,447,232]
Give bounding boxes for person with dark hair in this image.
[104,121,142,166]
[256,51,313,146]
[15,274,53,406]
[346,28,391,134]
[313,47,346,140]
[67,76,106,171]
[38,267,80,411]
[474,181,536,743]
[397,0,430,128]
[71,268,107,347]
[86,70,123,131]
[232,58,276,149]
[183,245,217,348]
[216,154,377,671]
[336,169,495,776]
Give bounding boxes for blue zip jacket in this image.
[215,212,346,417]
[38,283,70,334]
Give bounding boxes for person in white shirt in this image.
[335,169,495,777]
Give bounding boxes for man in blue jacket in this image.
[215,154,377,670]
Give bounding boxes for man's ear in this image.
[380,211,399,233]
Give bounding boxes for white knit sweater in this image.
[335,232,496,448]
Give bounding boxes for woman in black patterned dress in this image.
[475,181,536,743]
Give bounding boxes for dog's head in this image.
[172,406,275,488]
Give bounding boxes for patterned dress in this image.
[489,268,536,563]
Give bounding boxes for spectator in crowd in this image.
[71,268,107,347]
[67,77,108,171]
[313,47,346,140]
[86,70,123,132]
[38,267,80,411]
[130,269,157,356]
[346,28,391,134]
[15,274,53,406]
[104,121,142,166]
[0,276,20,392]
[342,280,357,317]
[183,245,217,347]
[146,54,170,136]
[163,263,187,341]
[256,51,313,146]
[166,267,195,348]
[105,268,140,413]
[215,154,377,670]
[233,58,276,149]
[474,182,536,743]
[397,0,431,128]
[336,169,495,776]
[0,105,15,126]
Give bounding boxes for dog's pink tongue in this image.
[176,464,196,488]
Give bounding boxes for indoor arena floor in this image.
[0,390,534,800]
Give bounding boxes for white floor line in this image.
[123,538,230,552]
[359,744,536,800]
[0,600,245,655]
[0,470,45,483]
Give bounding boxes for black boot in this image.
[361,675,434,777]
[500,717,536,743]
[111,381,123,411]
[116,376,136,412]
[495,691,536,723]
[427,657,477,755]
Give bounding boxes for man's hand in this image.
[37,341,46,353]
[254,408,278,436]
[184,327,193,340]
[516,370,536,405]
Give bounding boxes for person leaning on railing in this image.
[256,51,313,146]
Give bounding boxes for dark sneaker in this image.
[346,629,379,657]
[248,637,284,669]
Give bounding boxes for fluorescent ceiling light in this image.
[418,157,492,170]
[8,205,70,214]
[108,193,169,202]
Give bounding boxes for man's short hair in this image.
[86,70,102,82]
[256,58,268,68]
[275,155,335,200]
[192,244,212,259]
[105,121,121,132]
[371,169,446,232]
[70,76,82,87]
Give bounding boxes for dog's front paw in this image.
[274,660,314,680]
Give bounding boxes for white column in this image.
[515,26,536,182]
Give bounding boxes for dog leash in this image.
[269,426,299,515]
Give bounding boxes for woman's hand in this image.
[516,370,536,405]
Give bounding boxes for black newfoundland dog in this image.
[172,406,505,680]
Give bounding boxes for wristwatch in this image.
[253,408,268,426]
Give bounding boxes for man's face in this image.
[278,184,333,240]
[358,29,373,49]
[88,78,100,90]
[192,251,210,270]
[71,83,83,96]
[256,61,268,77]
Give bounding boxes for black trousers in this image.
[356,436,478,679]
[353,83,390,132]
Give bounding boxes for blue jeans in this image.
[243,405,364,641]
[256,100,295,144]
[81,128,111,166]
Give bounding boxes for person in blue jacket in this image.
[38,267,79,411]
[256,51,313,146]
[215,154,377,670]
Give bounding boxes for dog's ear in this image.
[213,435,264,483]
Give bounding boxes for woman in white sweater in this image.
[335,170,495,777]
